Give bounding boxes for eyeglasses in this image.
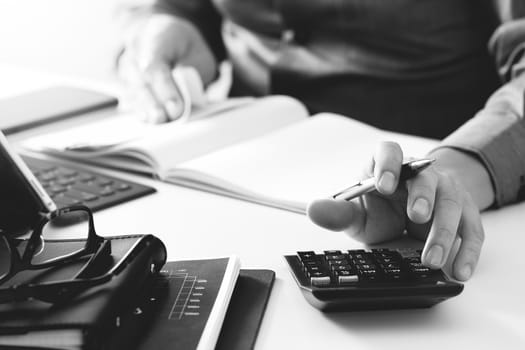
[0,205,144,303]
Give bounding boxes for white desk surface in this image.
[74,170,525,350]
[3,66,525,350]
[30,159,524,350]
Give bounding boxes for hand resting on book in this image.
[118,13,216,124]
[307,141,487,282]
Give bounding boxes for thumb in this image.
[307,198,359,232]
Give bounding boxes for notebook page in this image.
[171,114,439,207]
[132,96,308,174]
[23,96,308,176]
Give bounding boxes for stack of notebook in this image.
[0,235,167,350]
[0,235,274,350]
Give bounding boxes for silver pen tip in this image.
[407,158,435,169]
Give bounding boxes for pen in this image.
[332,158,435,201]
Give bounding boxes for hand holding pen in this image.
[307,141,485,282]
[332,158,435,201]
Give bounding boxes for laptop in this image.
[0,86,156,216]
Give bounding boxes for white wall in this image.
[0,0,127,83]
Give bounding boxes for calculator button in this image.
[302,261,321,268]
[357,264,376,270]
[350,253,366,260]
[407,262,426,269]
[397,248,420,258]
[305,266,324,274]
[358,269,379,281]
[384,268,402,276]
[325,254,347,261]
[311,276,331,287]
[405,257,422,264]
[336,271,359,284]
[302,262,323,274]
[380,262,401,269]
[324,250,342,255]
[371,248,389,253]
[411,267,431,273]
[409,266,432,274]
[310,271,330,277]
[349,254,375,263]
[298,251,317,261]
[376,255,399,262]
[331,265,354,272]
[384,273,403,281]
[328,259,348,266]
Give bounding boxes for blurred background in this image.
[0,0,127,83]
[0,0,229,102]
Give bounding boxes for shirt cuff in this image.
[432,110,525,207]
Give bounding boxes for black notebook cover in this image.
[0,234,167,350]
[116,267,275,350]
[216,269,275,350]
[127,258,240,350]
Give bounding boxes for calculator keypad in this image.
[297,248,435,287]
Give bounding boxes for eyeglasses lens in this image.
[30,209,91,266]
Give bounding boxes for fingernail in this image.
[378,171,396,193]
[426,245,444,267]
[458,264,472,280]
[165,100,183,121]
[412,198,430,218]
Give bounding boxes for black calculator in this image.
[285,248,463,312]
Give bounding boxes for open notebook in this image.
[23,96,439,213]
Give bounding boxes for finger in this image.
[452,200,484,280]
[138,86,169,124]
[406,168,438,224]
[307,198,366,240]
[373,142,403,195]
[359,193,407,243]
[118,51,169,123]
[141,61,185,121]
[421,175,462,269]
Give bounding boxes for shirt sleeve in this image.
[433,16,525,207]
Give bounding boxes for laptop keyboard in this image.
[22,156,156,212]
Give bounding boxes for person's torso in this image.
[215,0,499,83]
[213,0,501,138]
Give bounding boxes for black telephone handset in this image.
[0,132,56,236]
